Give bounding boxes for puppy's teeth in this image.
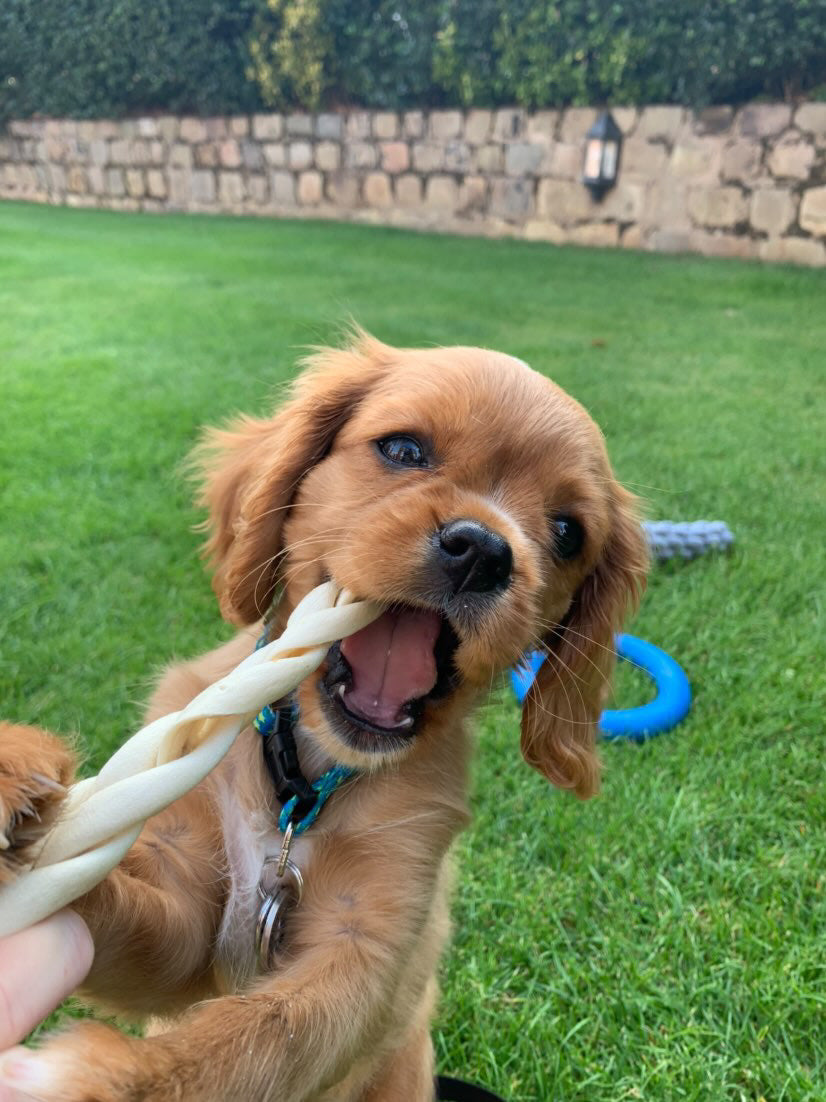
[0,832,9,850]
[398,716,414,729]
[336,684,346,699]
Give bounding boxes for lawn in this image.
[0,201,824,1101]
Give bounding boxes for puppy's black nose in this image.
[437,520,512,594]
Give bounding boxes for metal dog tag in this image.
[255,859,303,970]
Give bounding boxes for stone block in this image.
[194,142,219,168]
[759,236,825,267]
[205,117,228,140]
[263,143,287,167]
[444,140,472,173]
[689,230,756,260]
[526,110,558,143]
[180,117,208,143]
[693,106,734,136]
[241,141,263,171]
[474,144,504,174]
[270,170,296,205]
[721,139,762,182]
[688,186,748,228]
[645,180,691,231]
[170,143,193,169]
[600,181,646,222]
[219,140,242,169]
[346,112,371,140]
[430,111,463,141]
[146,169,167,199]
[466,110,492,145]
[545,141,582,180]
[426,174,459,211]
[169,168,191,205]
[523,219,567,244]
[620,223,645,250]
[380,142,409,175]
[412,142,444,173]
[373,112,399,140]
[149,140,164,165]
[67,166,87,193]
[129,140,150,166]
[490,177,534,221]
[137,117,159,139]
[109,140,130,165]
[402,111,424,139]
[158,117,179,142]
[394,174,422,207]
[648,229,691,253]
[218,171,243,205]
[253,114,283,141]
[621,137,669,177]
[794,103,826,139]
[106,167,125,196]
[345,141,377,170]
[364,171,392,208]
[800,187,826,236]
[125,169,145,198]
[768,136,815,179]
[537,177,592,224]
[316,113,343,140]
[286,113,313,137]
[458,175,487,216]
[637,105,684,141]
[559,108,598,144]
[230,117,249,138]
[246,174,268,204]
[670,137,723,179]
[316,141,341,172]
[493,109,526,141]
[288,142,313,171]
[326,171,360,207]
[569,222,620,248]
[87,166,106,195]
[505,142,545,177]
[611,107,638,135]
[297,170,323,205]
[90,140,109,166]
[190,170,215,203]
[750,189,796,235]
[739,104,792,138]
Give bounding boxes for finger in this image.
[0,911,93,1050]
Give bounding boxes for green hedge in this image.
[2,0,825,124]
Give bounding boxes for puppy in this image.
[0,332,647,1101]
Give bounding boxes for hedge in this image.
[2,0,825,124]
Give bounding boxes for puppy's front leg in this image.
[2,830,447,1102]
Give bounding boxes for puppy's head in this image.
[196,332,647,795]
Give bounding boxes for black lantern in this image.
[582,111,622,199]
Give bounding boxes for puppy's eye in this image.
[377,436,428,468]
[551,515,585,560]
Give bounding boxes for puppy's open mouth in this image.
[321,607,459,749]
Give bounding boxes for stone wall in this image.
[2,104,825,265]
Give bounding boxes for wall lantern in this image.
[582,111,622,199]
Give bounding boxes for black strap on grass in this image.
[435,1075,507,1101]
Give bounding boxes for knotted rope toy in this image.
[643,520,734,561]
[0,581,381,939]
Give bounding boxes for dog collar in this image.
[253,623,358,835]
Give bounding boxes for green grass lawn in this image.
[1,201,824,1101]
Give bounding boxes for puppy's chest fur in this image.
[210,733,318,993]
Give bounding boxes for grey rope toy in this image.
[643,520,734,562]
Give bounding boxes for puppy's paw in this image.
[1,1023,174,1102]
[0,723,75,884]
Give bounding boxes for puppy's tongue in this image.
[339,609,441,729]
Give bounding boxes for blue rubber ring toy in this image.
[510,634,691,742]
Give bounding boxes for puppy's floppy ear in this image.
[520,486,648,798]
[194,332,392,624]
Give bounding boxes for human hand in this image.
[0,910,93,1100]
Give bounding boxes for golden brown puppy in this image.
[0,332,647,1101]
